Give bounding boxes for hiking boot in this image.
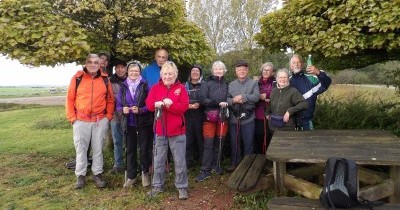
[212,166,223,175]
[147,187,163,197]
[226,165,237,173]
[195,170,211,182]
[142,172,151,187]
[93,174,106,188]
[66,159,76,170]
[75,176,86,189]
[123,178,137,188]
[178,188,188,200]
[109,167,124,174]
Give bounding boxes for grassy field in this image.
[0,87,67,99]
[320,84,399,102]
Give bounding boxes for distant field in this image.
[0,87,67,99]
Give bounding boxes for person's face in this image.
[262,66,274,79]
[128,66,141,81]
[190,68,201,81]
[290,56,302,74]
[86,57,100,76]
[155,49,168,67]
[276,72,289,88]
[161,68,177,86]
[99,55,109,69]
[115,64,127,78]
[235,66,249,80]
[212,66,225,77]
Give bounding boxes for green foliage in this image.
[0,0,90,66]
[255,0,400,69]
[0,0,214,69]
[233,190,274,210]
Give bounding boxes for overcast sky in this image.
[0,56,81,87]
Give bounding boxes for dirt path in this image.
[0,96,66,106]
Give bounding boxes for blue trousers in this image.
[229,121,255,166]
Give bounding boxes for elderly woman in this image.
[267,68,308,130]
[116,61,153,188]
[254,62,275,154]
[195,61,229,182]
[145,61,189,200]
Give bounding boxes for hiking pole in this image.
[217,106,228,170]
[234,105,243,169]
[150,106,162,198]
[262,100,270,155]
[123,114,128,186]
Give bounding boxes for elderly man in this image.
[66,53,114,189]
[227,60,260,172]
[289,54,332,130]
[141,48,169,88]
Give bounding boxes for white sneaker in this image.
[178,188,188,200]
[142,172,151,187]
[123,178,136,188]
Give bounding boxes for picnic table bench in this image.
[267,130,400,203]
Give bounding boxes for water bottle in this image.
[307,54,312,66]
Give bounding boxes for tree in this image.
[255,0,400,69]
[0,0,214,76]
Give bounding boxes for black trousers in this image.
[185,116,203,168]
[254,119,273,154]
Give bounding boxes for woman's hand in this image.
[283,111,290,123]
[123,107,130,114]
[163,98,173,108]
[266,115,271,120]
[219,102,228,108]
[155,101,164,108]
[131,106,139,114]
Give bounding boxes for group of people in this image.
[65,48,332,200]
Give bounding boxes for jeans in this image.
[111,120,124,168]
[152,134,188,189]
[302,118,314,130]
[229,121,255,166]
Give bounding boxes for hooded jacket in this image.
[66,68,114,123]
[145,79,189,137]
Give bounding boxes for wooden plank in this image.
[227,154,255,190]
[359,179,394,201]
[240,174,274,195]
[267,197,400,210]
[283,174,322,199]
[273,161,286,196]
[287,164,324,179]
[389,166,400,203]
[359,166,388,185]
[238,154,267,191]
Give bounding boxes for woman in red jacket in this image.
[145,61,189,200]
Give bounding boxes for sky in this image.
[0,56,81,87]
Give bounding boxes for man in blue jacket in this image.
[289,54,332,130]
[142,48,169,88]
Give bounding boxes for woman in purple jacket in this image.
[116,61,154,188]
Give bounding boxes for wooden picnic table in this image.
[267,129,400,203]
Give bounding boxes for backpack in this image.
[75,73,109,98]
[320,157,359,209]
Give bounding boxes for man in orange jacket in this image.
[66,53,115,189]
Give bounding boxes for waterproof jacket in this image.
[255,77,275,120]
[66,68,114,123]
[268,84,308,128]
[145,79,189,137]
[290,71,331,120]
[141,61,161,88]
[116,79,153,127]
[110,73,126,122]
[184,81,204,120]
[199,75,228,113]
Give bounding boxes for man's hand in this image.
[233,95,243,104]
[306,65,321,76]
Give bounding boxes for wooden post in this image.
[389,166,400,203]
[273,161,286,196]
[283,174,322,199]
[359,179,394,201]
[359,166,388,185]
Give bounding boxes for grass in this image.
[0,87,66,99]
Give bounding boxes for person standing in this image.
[66,53,114,189]
[145,61,189,200]
[227,60,260,172]
[109,60,127,174]
[184,64,204,169]
[141,48,169,88]
[289,54,332,130]
[195,61,229,182]
[254,62,275,154]
[98,51,110,74]
[117,61,154,188]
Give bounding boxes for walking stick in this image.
[262,100,270,155]
[217,106,228,170]
[150,106,162,197]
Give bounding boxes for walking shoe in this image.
[93,174,106,188]
[142,172,151,187]
[226,165,237,173]
[147,187,163,197]
[75,175,86,189]
[178,188,188,200]
[195,170,211,182]
[212,166,223,175]
[123,178,137,188]
[109,167,124,174]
